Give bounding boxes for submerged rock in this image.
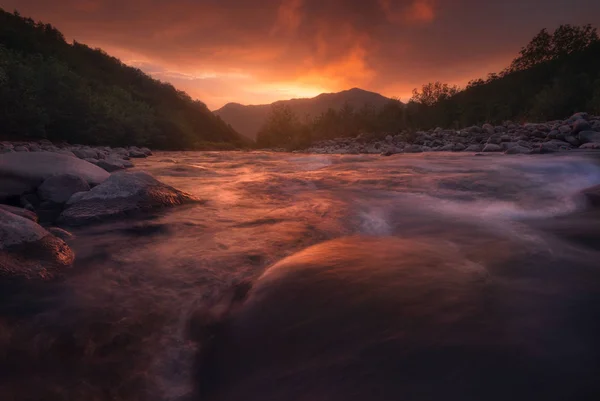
[0,152,109,201]
[58,171,195,225]
[582,185,600,208]
[0,209,74,279]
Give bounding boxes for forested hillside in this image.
[0,9,244,149]
[257,24,600,149]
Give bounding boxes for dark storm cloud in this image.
[3,0,599,108]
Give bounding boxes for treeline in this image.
[257,24,600,149]
[0,9,245,149]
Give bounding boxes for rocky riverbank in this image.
[301,112,600,155]
[0,143,196,280]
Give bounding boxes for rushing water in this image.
[2,151,600,401]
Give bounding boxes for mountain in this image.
[0,9,245,149]
[214,88,392,140]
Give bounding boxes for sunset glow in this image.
[4,0,599,109]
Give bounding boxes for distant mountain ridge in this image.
[214,88,393,140]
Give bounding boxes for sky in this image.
[3,0,600,109]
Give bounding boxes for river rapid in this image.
[2,151,600,401]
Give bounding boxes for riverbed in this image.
[2,151,600,401]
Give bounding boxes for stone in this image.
[97,158,126,172]
[47,227,75,241]
[129,149,147,158]
[404,145,422,153]
[505,145,531,155]
[0,209,74,279]
[579,143,600,150]
[564,136,580,147]
[84,158,100,165]
[558,125,572,134]
[572,120,592,135]
[72,148,99,159]
[486,136,502,145]
[482,123,495,135]
[579,131,600,144]
[58,171,196,225]
[37,174,91,204]
[453,143,466,151]
[0,204,38,222]
[14,145,29,152]
[385,135,393,143]
[570,112,589,121]
[482,144,502,152]
[0,152,109,201]
[500,142,518,151]
[464,144,483,152]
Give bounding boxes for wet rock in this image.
[14,145,29,152]
[0,209,74,279]
[0,204,38,222]
[97,158,126,172]
[482,144,502,152]
[579,131,600,144]
[84,158,100,165]
[558,125,572,134]
[0,152,109,201]
[486,136,502,145]
[404,145,423,153]
[564,136,580,147]
[47,227,75,241]
[579,143,600,150]
[37,174,91,204]
[59,171,196,226]
[140,147,153,156]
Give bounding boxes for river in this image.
[2,151,600,401]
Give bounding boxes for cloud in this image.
[4,0,600,108]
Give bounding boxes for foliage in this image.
[410,82,460,106]
[0,9,245,149]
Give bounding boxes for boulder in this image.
[97,159,126,172]
[14,145,29,152]
[72,148,99,160]
[0,152,109,201]
[464,144,483,152]
[505,145,531,155]
[453,143,466,151]
[482,124,495,135]
[482,144,502,152]
[37,174,91,204]
[558,125,572,134]
[579,143,600,150]
[404,145,423,153]
[58,171,196,225]
[564,136,580,147]
[47,227,75,241]
[0,204,38,222]
[486,136,502,145]
[0,209,74,279]
[572,120,592,135]
[579,131,600,144]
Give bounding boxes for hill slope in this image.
[214,88,392,140]
[0,9,244,149]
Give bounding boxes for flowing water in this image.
[2,151,600,401]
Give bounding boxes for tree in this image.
[410,82,460,106]
[509,24,599,72]
[256,104,302,148]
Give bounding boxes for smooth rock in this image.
[47,227,75,241]
[0,204,38,222]
[572,120,592,135]
[0,152,109,201]
[579,131,600,144]
[505,145,531,155]
[0,209,74,279]
[37,174,91,204]
[482,144,502,152]
[72,148,99,159]
[97,159,126,172]
[579,143,600,149]
[482,124,495,135]
[14,145,29,152]
[59,171,195,225]
[464,144,483,152]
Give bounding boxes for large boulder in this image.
[0,152,109,201]
[58,171,195,225]
[579,131,600,144]
[37,174,91,204]
[0,209,74,279]
[188,237,599,401]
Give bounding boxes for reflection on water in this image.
[1,151,600,400]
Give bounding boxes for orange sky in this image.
[3,0,599,109]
